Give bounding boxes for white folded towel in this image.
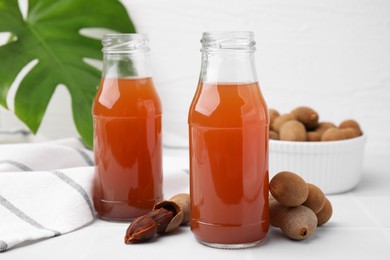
[0,138,95,252]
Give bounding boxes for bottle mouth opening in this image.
[201,31,256,52]
[102,34,149,53]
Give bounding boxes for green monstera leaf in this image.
[0,0,135,147]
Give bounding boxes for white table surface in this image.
[2,146,390,260]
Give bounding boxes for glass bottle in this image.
[92,34,163,221]
[188,31,269,248]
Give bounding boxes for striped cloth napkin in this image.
[0,137,95,252]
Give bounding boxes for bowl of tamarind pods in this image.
[269,106,366,194]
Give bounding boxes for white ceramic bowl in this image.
[269,135,367,194]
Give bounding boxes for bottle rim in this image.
[201,31,256,52]
[102,33,149,53]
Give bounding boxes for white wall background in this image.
[1,0,389,153]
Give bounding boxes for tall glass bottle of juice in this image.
[188,32,269,248]
[92,34,163,221]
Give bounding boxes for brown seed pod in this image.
[279,205,318,240]
[307,131,321,142]
[279,120,307,141]
[316,197,333,226]
[271,113,295,132]
[269,130,279,140]
[314,122,336,136]
[321,128,348,141]
[341,127,361,139]
[269,108,280,127]
[153,193,190,233]
[291,106,319,130]
[124,216,157,244]
[146,208,174,234]
[339,119,362,135]
[302,183,326,214]
[269,197,289,228]
[269,171,309,207]
[169,193,190,224]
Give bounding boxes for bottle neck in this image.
[102,52,151,78]
[199,51,258,84]
[101,34,152,79]
[199,31,258,84]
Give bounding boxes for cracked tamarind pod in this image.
[146,208,174,234]
[124,215,158,244]
[153,193,190,233]
[124,193,190,244]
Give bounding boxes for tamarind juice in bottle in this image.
[92,34,163,221]
[188,32,269,248]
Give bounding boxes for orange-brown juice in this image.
[189,82,269,245]
[92,77,162,221]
